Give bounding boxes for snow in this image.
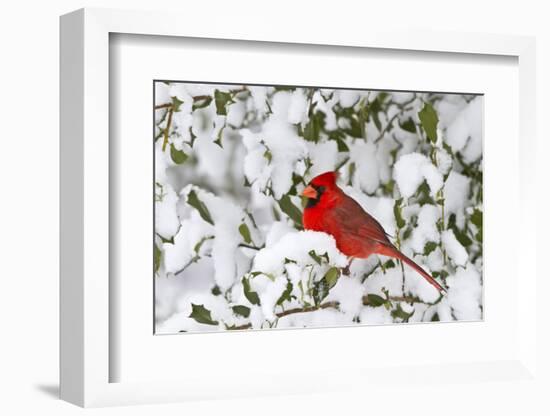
[426,246,445,271]
[180,185,245,290]
[172,110,194,142]
[363,266,404,298]
[337,117,351,130]
[287,89,309,124]
[183,83,215,97]
[278,308,354,328]
[163,214,213,274]
[435,148,453,178]
[155,258,215,327]
[393,152,443,199]
[169,87,194,142]
[375,139,397,184]
[252,231,348,277]
[260,118,307,199]
[442,229,469,267]
[325,276,365,317]
[338,90,360,107]
[264,221,296,247]
[409,204,440,253]
[155,183,180,240]
[242,129,270,189]
[249,86,269,114]
[252,274,288,321]
[246,231,349,320]
[226,99,246,127]
[445,96,483,163]
[349,141,381,194]
[312,90,338,130]
[446,263,482,320]
[443,171,470,218]
[359,306,393,325]
[194,130,230,185]
[157,291,233,333]
[392,92,414,104]
[307,140,338,177]
[240,96,308,199]
[403,262,441,302]
[154,141,170,183]
[154,82,171,105]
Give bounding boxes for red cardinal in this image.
[302,171,446,293]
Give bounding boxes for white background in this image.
[1,1,548,415]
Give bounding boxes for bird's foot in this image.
[342,258,355,276]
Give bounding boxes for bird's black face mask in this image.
[305,185,326,208]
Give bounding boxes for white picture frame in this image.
[60,7,540,408]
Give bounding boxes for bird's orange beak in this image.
[302,185,318,199]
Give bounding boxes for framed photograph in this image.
[60,8,540,408]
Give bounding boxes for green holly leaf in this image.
[193,235,214,256]
[399,117,416,133]
[307,250,329,265]
[452,227,472,247]
[391,303,414,321]
[192,95,213,111]
[418,102,439,143]
[187,190,214,225]
[170,143,188,164]
[393,198,406,229]
[154,243,161,274]
[475,228,483,243]
[232,305,251,318]
[276,281,293,306]
[214,125,225,148]
[189,304,218,325]
[423,241,438,256]
[308,250,322,265]
[471,209,483,229]
[158,234,174,244]
[171,96,184,112]
[366,294,386,307]
[367,96,384,131]
[242,277,260,305]
[189,126,197,147]
[347,162,356,186]
[324,267,340,288]
[278,195,303,228]
[334,136,349,152]
[214,90,234,115]
[238,223,252,244]
[383,259,396,269]
[312,279,330,305]
[303,110,326,142]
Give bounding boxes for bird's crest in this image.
[310,171,339,187]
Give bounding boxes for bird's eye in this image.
[317,186,326,195]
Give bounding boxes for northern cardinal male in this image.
[302,171,446,293]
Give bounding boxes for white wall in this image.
[1,1,548,414]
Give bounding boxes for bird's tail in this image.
[378,245,447,293]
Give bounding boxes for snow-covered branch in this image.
[153,82,483,334]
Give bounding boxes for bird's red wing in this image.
[326,195,392,247]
